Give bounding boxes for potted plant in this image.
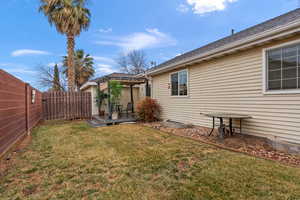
[109,80,123,120]
[96,89,108,116]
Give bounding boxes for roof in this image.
[148,8,300,75]
[80,73,146,90]
[91,73,136,82]
[79,81,98,91]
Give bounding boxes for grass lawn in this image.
[1,121,300,200]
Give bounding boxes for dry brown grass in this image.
[1,121,300,199]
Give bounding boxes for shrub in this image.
[109,80,123,112]
[95,89,108,116]
[109,80,123,106]
[136,97,161,122]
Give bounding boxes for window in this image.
[266,43,300,92]
[170,70,188,96]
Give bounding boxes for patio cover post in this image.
[145,79,151,97]
[130,84,134,113]
[97,82,101,116]
[107,79,112,120]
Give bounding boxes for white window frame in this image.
[169,69,189,97]
[262,39,300,95]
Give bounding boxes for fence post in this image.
[25,83,30,135]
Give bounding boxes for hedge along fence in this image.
[0,69,42,158]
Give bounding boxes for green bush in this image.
[109,80,123,105]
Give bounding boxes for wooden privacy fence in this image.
[0,69,42,157]
[42,92,92,120]
[1,69,92,157]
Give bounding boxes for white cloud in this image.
[92,56,117,76]
[185,0,237,14]
[11,49,51,57]
[95,64,116,75]
[98,28,113,33]
[0,63,12,67]
[6,68,37,75]
[0,63,37,75]
[95,28,177,53]
[93,56,116,64]
[177,4,189,13]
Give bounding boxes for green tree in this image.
[95,88,108,116]
[63,49,95,90]
[109,80,123,110]
[52,64,61,91]
[39,0,91,91]
[37,64,66,91]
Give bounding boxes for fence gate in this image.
[42,92,92,120]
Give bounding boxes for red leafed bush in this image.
[136,97,161,122]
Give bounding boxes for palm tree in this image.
[63,49,95,90]
[39,0,91,91]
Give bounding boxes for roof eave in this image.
[147,19,300,76]
[80,81,97,90]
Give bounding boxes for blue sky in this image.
[0,0,298,89]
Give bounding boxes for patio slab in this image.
[87,114,137,127]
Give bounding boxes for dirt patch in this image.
[0,134,32,177]
[143,122,300,167]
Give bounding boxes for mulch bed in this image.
[143,122,300,167]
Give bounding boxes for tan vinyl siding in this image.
[152,36,300,144]
[139,83,147,99]
[119,87,140,110]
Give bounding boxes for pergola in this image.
[94,73,148,119]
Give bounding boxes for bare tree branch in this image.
[116,50,148,75]
[117,55,130,74]
[37,64,66,91]
[128,50,147,74]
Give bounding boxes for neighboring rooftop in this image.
[148,8,300,74]
[91,73,136,82]
[91,72,146,84]
[80,73,146,90]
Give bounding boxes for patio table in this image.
[200,113,252,139]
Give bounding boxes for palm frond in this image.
[62,49,95,88]
[39,0,91,36]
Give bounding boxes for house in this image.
[147,8,300,149]
[80,73,150,116]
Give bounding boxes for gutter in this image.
[147,19,300,76]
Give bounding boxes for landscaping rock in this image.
[143,122,300,167]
